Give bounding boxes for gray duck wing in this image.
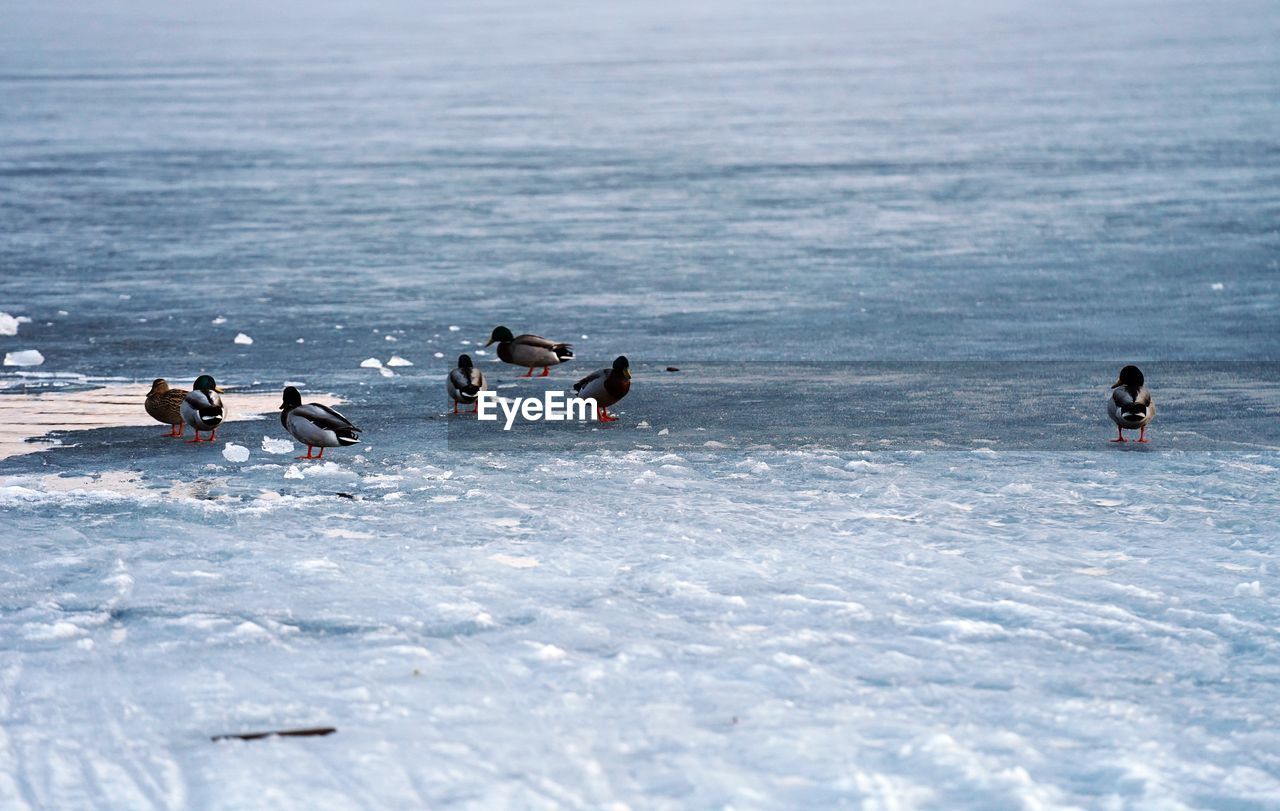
[296,403,359,432]
[573,368,605,393]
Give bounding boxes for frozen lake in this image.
[2,0,1279,807]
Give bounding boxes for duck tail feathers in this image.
[554,344,574,361]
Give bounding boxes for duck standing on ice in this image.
[447,354,487,413]
[484,326,573,377]
[180,375,225,443]
[1108,364,1155,443]
[145,378,189,438]
[573,356,631,422]
[280,386,361,460]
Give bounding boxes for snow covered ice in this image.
[2,0,1279,808]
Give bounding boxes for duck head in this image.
[193,374,224,393]
[485,326,514,347]
[612,355,631,379]
[149,378,169,394]
[458,354,474,370]
[280,386,302,412]
[1112,365,1144,389]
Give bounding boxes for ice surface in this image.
[3,349,44,366]
[234,333,253,345]
[0,312,19,336]
[386,356,413,367]
[262,436,294,454]
[1,0,1278,807]
[222,443,250,462]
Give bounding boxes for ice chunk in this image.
[262,436,293,454]
[1235,581,1262,596]
[360,358,383,368]
[658,428,669,435]
[234,333,253,345]
[4,349,44,367]
[0,312,19,336]
[386,355,414,367]
[448,325,460,331]
[284,466,305,479]
[222,444,250,463]
[433,352,445,358]
[212,316,227,325]
[527,642,566,661]
[1211,282,1225,291]
[379,366,395,377]
[490,554,539,569]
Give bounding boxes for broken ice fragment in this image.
[4,349,44,366]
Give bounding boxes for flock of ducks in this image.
[146,327,1154,458]
[144,325,633,459]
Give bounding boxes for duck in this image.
[1108,364,1155,443]
[180,375,225,443]
[573,356,631,422]
[280,386,361,460]
[145,378,189,438]
[447,354,487,413]
[484,326,573,377]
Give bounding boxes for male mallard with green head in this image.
[573,356,631,422]
[1108,364,1155,443]
[181,374,225,443]
[280,386,361,460]
[484,326,573,377]
[145,378,189,437]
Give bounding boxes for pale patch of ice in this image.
[360,358,383,368]
[296,338,305,343]
[1234,581,1262,596]
[212,315,227,325]
[222,443,250,463]
[386,355,413,367]
[262,436,293,454]
[489,554,539,569]
[658,427,669,435]
[527,642,567,661]
[448,325,461,331]
[433,352,445,358]
[384,335,398,342]
[635,420,651,428]
[234,333,253,345]
[379,367,395,377]
[0,312,19,336]
[284,466,305,479]
[4,349,44,366]
[1211,282,1225,290]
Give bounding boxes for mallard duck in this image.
[145,378,188,438]
[484,326,573,377]
[447,354,487,413]
[280,386,361,460]
[180,374,225,443]
[573,356,631,422]
[1108,365,1155,443]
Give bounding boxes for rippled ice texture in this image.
[2,0,1279,808]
